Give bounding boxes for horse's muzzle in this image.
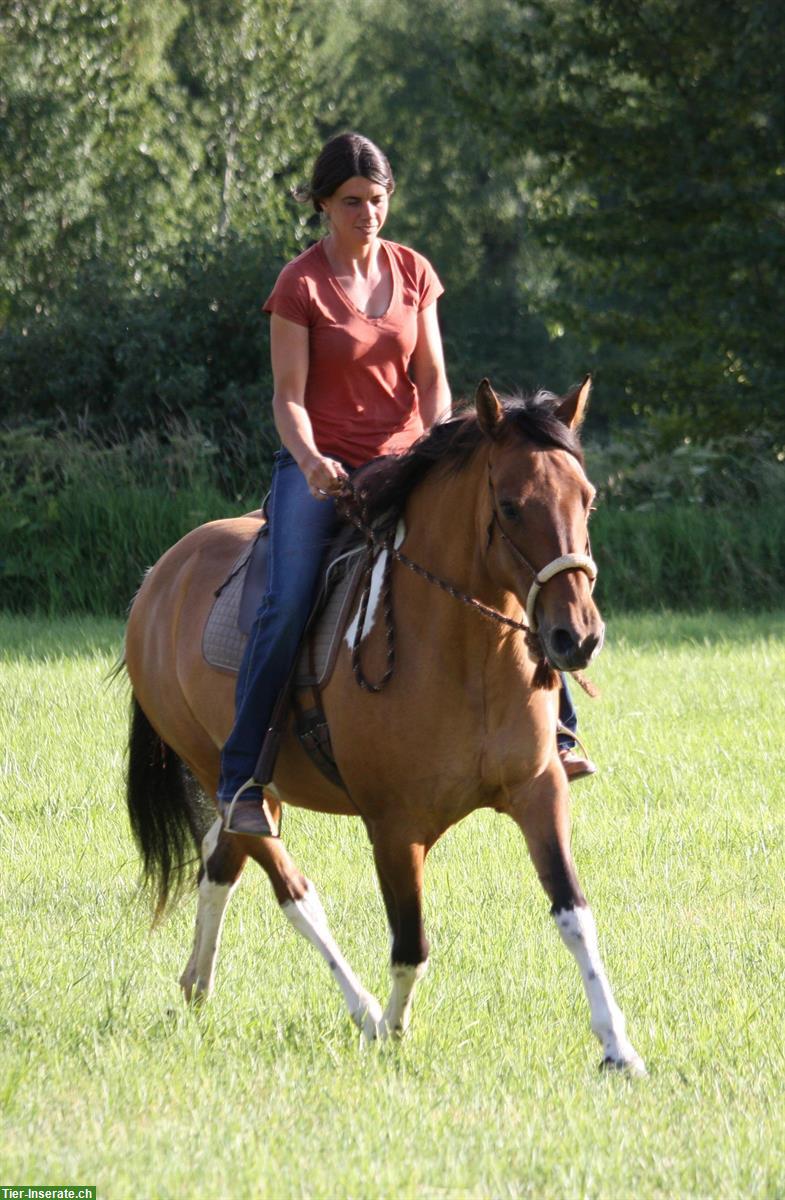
[541,622,605,672]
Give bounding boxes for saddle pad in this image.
[202,542,366,686]
[201,544,254,674]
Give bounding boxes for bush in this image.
[0,423,259,614]
[592,504,785,612]
[586,433,785,610]
[0,234,284,490]
[1,421,783,616]
[585,432,785,511]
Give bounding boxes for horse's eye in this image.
[499,500,520,522]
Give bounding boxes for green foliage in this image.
[328,0,581,398]
[0,0,188,312]
[0,0,321,318]
[169,0,320,241]
[458,0,785,439]
[1,421,783,615]
[585,434,785,609]
[0,234,282,482]
[587,433,785,511]
[3,0,781,439]
[1,0,782,616]
[0,423,254,614]
[593,503,785,612]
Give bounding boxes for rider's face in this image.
[320,176,390,247]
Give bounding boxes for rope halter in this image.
[487,464,598,634]
[523,553,598,631]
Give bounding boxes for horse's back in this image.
[125,512,263,775]
[141,510,262,586]
[128,510,262,640]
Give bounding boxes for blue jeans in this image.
[558,674,577,750]
[218,448,345,804]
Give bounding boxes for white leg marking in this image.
[180,819,238,1003]
[344,520,406,649]
[282,881,383,1039]
[555,906,646,1075]
[381,960,428,1039]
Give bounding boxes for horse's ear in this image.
[476,378,503,437]
[556,375,592,430]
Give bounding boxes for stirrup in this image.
[556,722,597,782]
[221,780,280,839]
[556,720,593,762]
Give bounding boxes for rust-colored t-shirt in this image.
[262,239,444,467]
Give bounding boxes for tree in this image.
[169,0,321,244]
[327,0,580,400]
[458,0,785,439]
[0,0,187,316]
[0,0,323,322]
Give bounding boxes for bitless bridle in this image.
[335,466,598,695]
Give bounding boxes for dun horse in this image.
[123,379,645,1073]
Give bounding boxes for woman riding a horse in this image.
[219,130,591,839]
[123,133,645,1071]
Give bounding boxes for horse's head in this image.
[476,377,604,673]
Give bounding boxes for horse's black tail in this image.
[127,694,210,923]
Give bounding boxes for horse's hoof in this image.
[600,1053,647,1077]
[180,973,208,1005]
[368,1018,402,1043]
[354,995,384,1043]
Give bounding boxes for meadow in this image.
[1,611,784,1199]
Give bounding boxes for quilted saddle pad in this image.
[202,538,367,688]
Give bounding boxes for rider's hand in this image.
[300,453,348,500]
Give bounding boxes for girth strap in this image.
[293,697,344,790]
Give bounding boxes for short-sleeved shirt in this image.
[263,239,444,467]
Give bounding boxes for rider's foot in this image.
[219,786,278,838]
[559,748,597,782]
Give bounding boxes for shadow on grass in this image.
[1,610,784,667]
[0,614,124,663]
[603,609,785,650]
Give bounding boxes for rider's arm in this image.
[411,302,451,430]
[269,313,347,497]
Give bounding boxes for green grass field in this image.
[1,612,784,1199]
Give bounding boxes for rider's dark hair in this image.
[294,132,395,213]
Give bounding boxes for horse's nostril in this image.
[551,628,576,657]
[582,633,600,659]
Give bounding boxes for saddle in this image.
[202,513,388,789]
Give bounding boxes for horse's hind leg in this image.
[238,815,384,1039]
[181,819,247,1003]
[511,768,646,1074]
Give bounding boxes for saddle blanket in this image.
[202,529,367,687]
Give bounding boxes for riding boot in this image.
[220,780,279,838]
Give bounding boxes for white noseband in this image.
[525,553,598,631]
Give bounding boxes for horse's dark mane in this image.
[356,390,584,523]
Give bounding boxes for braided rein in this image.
[335,479,557,694]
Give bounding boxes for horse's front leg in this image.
[510,765,646,1075]
[370,829,429,1039]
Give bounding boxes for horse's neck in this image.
[404,448,521,630]
[388,441,544,758]
[401,450,539,734]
